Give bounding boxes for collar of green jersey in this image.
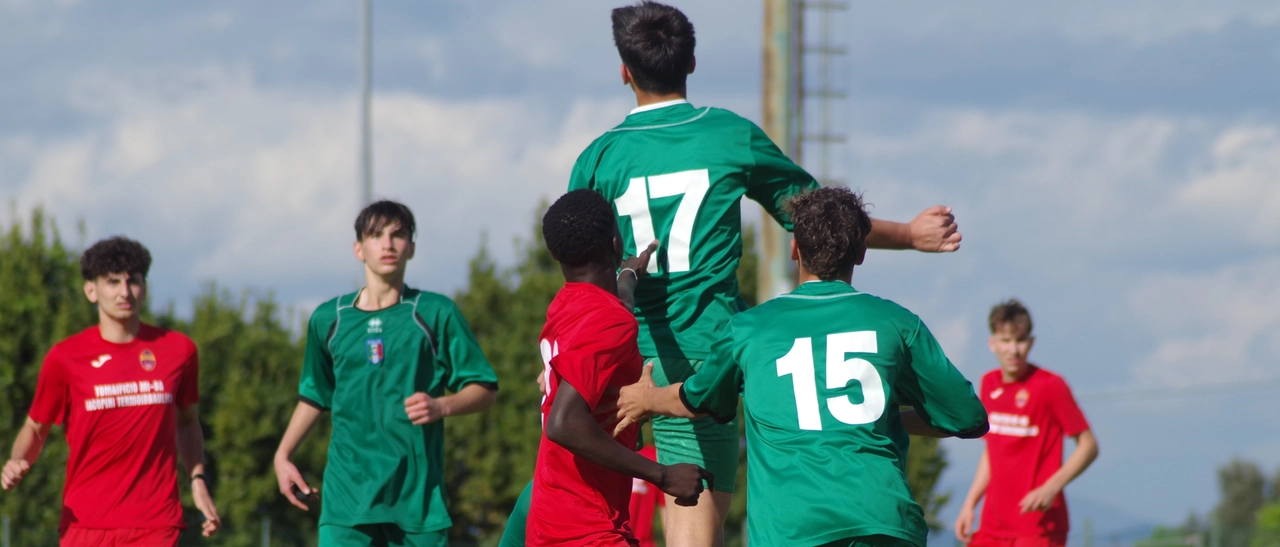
[620,101,701,125]
[782,280,862,299]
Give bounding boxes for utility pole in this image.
[759,0,803,304]
[759,0,847,304]
[359,0,373,206]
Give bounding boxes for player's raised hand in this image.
[954,504,976,542]
[908,205,962,253]
[274,456,316,511]
[613,363,658,437]
[1019,484,1058,513]
[191,477,222,536]
[405,392,445,425]
[621,239,660,277]
[1,458,30,490]
[659,463,712,506]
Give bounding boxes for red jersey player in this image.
[955,299,1099,547]
[1,237,221,546]
[529,189,710,547]
[629,445,665,547]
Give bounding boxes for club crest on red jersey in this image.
[1015,388,1030,408]
[367,339,384,366]
[139,349,157,372]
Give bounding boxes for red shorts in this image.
[970,531,1066,547]
[61,527,180,547]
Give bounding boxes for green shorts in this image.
[497,480,534,547]
[319,524,448,547]
[649,356,740,494]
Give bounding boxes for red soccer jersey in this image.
[528,283,643,547]
[629,445,664,547]
[978,365,1090,540]
[28,324,200,531]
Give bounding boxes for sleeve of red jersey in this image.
[1050,376,1091,437]
[29,348,68,425]
[175,340,200,408]
[548,311,637,409]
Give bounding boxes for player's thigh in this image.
[61,527,180,547]
[662,489,732,547]
[650,357,740,495]
[497,479,534,547]
[385,526,448,547]
[1010,535,1067,547]
[816,534,918,547]
[968,531,1015,547]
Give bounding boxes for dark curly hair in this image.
[80,236,152,281]
[355,200,416,242]
[542,189,618,268]
[786,187,872,281]
[612,1,696,95]
[989,299,1033,335]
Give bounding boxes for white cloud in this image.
[1176,126,1280,243]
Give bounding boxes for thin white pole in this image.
[360,0,373,205]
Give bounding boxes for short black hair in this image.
[542,189,618,268]
[989,299,1033,335]
[355,200,416,241]
[80,236,152,281]
[612,1,696,95]
[786,187,873,280]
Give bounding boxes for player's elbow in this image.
[954,421,989,439]
[544,413,576,448]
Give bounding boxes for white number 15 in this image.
[614,169,710,274]
[776,331,886,431]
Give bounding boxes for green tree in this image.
[1251,502,1280,547]
[1216,459,1266,547]
[0,209,95,545]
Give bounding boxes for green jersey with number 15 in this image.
[681,281,988,547]
[569,101,819,361]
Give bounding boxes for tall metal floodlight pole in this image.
[360,0,373,206]
[759,0,803,303]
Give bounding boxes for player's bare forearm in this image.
[437,383,498,417]
[547,380,666,485]
[1041,429,1099,493]
[175,405,207,478]
[617,239,658,311]
[866,206,962,253]
[866,218,913,250]
[8,417,50,463]
[275,401,324,462]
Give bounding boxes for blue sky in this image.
[3,0,1279,539]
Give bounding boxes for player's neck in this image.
[97,314,141,344]
[632,87,687,108]
[796,267,853,286]
[359,271,405,311]
[560,264,618,296]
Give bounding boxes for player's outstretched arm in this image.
[1,417,50,491]
[546,378,710,506]
[900,408,981,438]
[274,401,324,511]
[617,240,659,311]
[865,206,962,252]
[1019,429,1099,513]
[177,405,221,536]
[613,364,700,437]
[955,448,991,543]
[404,383,497,425]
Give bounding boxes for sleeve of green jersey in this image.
[744,123,820,231]
[440,301,499,393]
[678,324,742,424]
[896,318,988,437]
[298,310,336,410]
[566,144,598,192]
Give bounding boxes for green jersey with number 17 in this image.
[681,281,988,547]
[569,101,819,360]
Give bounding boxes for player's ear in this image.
[789,239,800,261]
[853,245,866,266]
[353,240,364,261]
[83,280,98,304]
[688,55,696,75]
[621,64,632,86]
[406,240,416,261]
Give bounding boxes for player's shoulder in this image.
[307,291,359,326]
[557,284,635,327]
[1028,365,1072,389]
[401,286,460,315]
[141,323,196,350]
[47,326,102,356]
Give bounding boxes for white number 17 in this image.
[613,169,710,274]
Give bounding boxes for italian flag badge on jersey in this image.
[367,339,384,366]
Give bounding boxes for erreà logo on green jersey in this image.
[367,317,382,334]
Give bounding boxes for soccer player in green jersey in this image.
[573,3,963,544]
[273,200,499,547]
[614,187,988,547]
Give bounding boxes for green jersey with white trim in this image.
[299,287,498,533]
[681,281,987,547]
[569,102,819,361]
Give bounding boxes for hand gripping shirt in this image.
[29,324,199,532]
[679,281,988,547]
[528,283,643,547]
[299,287,498,533]
[979,365,1090,540]
[569,101,820,362]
